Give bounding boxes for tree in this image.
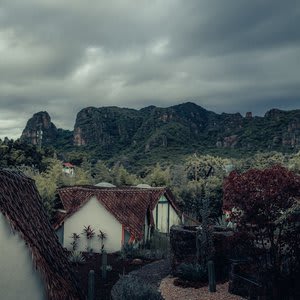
[111,164,137,186]
[73,167,92,185]
[288,150,300,175]
[235,151,286,173]
[33,158,63,218]
[145,163,170,187]
[170,164,188,187]
[93,160,112,183]
[80,157,92,174]
[175,177,223,221]
[223,166,300,298]
[185,154,229,181]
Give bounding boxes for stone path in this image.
[130,259,171,288]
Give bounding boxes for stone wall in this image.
[170,225,233,279]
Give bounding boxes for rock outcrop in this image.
[20,103,300,156]
[73,106,143,148]
[20,111,58,145]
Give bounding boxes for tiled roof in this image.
[0,169,84,300]
[54,185,181,239]
[63,162,75,168]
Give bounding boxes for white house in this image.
[53,185,182,253]
[0,169,83,300]
[62,162,75,177]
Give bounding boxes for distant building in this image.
[0,169,83,300]
[53,185,182,253]
[62,162,75,177]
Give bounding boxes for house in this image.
[0,169,83,300]
[62,162,75,176]
[53,185,182,253]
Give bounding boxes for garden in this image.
[167,166,300,300]
[67,225,170,300]
[67,166,299,300]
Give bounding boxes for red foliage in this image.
[223,166,300,280]
[223,166,300,226]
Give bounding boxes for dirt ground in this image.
[159,276,245,300]
[72,252,152,300]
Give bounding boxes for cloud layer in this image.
[0,0,299,139]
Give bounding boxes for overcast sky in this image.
[0,0,299,139]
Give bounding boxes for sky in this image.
[0,0,299,139]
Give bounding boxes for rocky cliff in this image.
[20,111,58,145]
[21,103,300,158]
[73,106,143,148]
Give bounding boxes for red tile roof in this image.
[63,162,75,168]
[0,169,84,300]
[54,185,181,239]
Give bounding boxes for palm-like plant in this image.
[70,232,80,251]
[98,230,107,252]
[82,225,95,239]
[82,225,95,252]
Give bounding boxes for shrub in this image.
[112,275,162,300]
[178,263,208,282]
[101,265,113,272]
[120,243,139,259]
[136,249,164,260]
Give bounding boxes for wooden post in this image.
[101,250,107,280]
[208,260,216,292]
[88,270,95,300]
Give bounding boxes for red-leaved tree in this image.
[223,166,300,297]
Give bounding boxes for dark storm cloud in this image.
[0,0,299,139]
[170,1,300,57]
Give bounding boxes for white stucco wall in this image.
[63,197,123,253]
[0,214,46,300]
[169,203,181,228]
[153,195,181,233]
[144,214,150,243]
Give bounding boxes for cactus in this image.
[88,270,95,300]
[208,260,216,292]
[101,250,107,280]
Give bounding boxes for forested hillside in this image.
[19,103,300,169]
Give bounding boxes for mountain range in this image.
[20,102,300,164]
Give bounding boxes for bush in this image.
[178,263,208,282]
[136,249,165,260]
[120,243,139,259]
[112,275,163,300]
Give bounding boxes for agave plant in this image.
[68,251,86,264]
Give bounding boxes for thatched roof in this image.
[0,169,84,300]
[54,185,181,239]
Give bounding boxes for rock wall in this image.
[20,111,58,145]
[170,225,233,279]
